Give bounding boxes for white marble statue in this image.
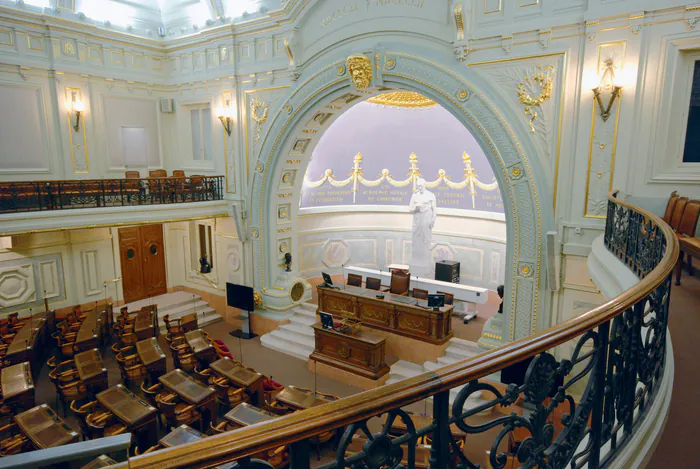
[409,178,437,277]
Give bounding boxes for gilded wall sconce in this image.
[69,90,85,132]
[215,100,233,136]
[592,58,623,122]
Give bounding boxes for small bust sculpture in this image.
[199,256,212,274]
[284,252,292,272]
[497,284,504,314]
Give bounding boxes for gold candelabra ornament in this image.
[592,58,623,122]
[69,91,85,132]
[215,100,233,136]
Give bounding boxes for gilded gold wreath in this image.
[250,98,268,124]
[516,65,554,133]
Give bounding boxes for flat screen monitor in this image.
[226,283,255,312]
[321,272,333,286]
[500,356,534,387]
[319,311,334,329]
[427,294,445,309]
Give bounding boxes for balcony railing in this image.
[117,191,677,469]
[0,176,225,214]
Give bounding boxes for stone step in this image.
[124,291,203,315]
[269,329,315,349]
[157,300,211,318]
[390,360,424,380]
[448,338,482,354]
[444,346,479,361]
[280,322,314,337]
[422,361,444,372]
[290,314,316,326]
[298,302,317,313]
[260,333,313,361]
[293,308,317,319]
[437,355,460,366]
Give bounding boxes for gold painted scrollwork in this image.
[516,65,554,133]
[253,291,263,308]
[347,54,373,89]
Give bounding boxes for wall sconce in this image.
[215,100,233,136]
[69,91,85,132]
[592,58,623,122]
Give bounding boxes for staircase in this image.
[260,303,317,360]
[122,291,221,333]
[387,338,483,404]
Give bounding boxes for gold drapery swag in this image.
[303,152,499,208]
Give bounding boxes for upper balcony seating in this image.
[0,174,224,214]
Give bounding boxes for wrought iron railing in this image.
[118,191,677,469]
[0,176,225,213]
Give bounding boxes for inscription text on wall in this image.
[320,3,359,27]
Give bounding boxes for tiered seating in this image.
[667,191,700,284]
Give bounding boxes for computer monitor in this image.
[226,283,255,312]
[321,272,333,287]
[319,311,335,329]
[427,294,445,310]
[500,356,534,387]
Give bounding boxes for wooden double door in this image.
[119,224,167,304]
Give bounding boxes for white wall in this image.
[298,209,507,290]
[0,229,118,316]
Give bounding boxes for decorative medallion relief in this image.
[322,239,350,268]
[277,203,292,224]
[0,264,36,308]
[277,238,291,260]
[431,243,456,263]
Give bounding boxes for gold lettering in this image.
[320,3,359,28]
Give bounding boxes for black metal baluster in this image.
[290,439,311,469]
[430,391,450,469]
[588,320,610,469]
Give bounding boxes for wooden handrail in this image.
[123,191,679,469]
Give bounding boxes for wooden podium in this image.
[310,323,390,380]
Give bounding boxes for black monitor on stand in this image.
[320,272,338,289]
[427,294,445,311]
[227,282,257,340]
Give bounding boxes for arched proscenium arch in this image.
[250,49,549,343]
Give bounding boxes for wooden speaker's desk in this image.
[317,285,453,344]
[310,323,390,380]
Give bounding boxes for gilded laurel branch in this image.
[516,65,554,133]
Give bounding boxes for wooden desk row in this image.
[4,316,46,367]
[317,285,453,344]
[74,349,109,393]
[0,362,34,411]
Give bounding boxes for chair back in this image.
[436,291,454,305]
[125,171,141,179]
[172,170,185,177]
[149,169,167,178]
[365,277,382,290]
[670,197,689,231]
[389,271,410,295]
[678,200,700,237]
[156,394,178,418]
[413,288,429,300]
[663,191,679,223]
[347,274,363,287]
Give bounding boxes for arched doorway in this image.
[248,47,552,346]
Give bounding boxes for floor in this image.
[647,271,700,469]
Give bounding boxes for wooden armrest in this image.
[175,404,195,415]
[270,446,286,457]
